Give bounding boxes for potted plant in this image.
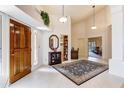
[40,11,50,26]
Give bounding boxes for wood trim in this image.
[10,19,31,84]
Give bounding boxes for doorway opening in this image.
[88,37,102,59]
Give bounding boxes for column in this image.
[109,6,124,78]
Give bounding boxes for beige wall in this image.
[71,21,86,49]
[71,6,112,60]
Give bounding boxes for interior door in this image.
[10,19,31,84]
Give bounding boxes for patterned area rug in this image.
[52,60,108,85]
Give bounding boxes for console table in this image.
[49,52,61,65]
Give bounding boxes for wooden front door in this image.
[10,19,31,84]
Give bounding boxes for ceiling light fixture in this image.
[59,5,67,23]
[91,5,97,30]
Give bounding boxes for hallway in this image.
[89,51,102,59]
[9,65,124,88]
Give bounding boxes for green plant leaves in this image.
[40,11,50,26]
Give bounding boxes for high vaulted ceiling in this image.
[35,5,106,24]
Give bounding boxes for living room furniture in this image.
[49,52,61,65]
[63,35,68,61]
[92,47,102,56]
[71,48,79,59]
[49,34,61,65]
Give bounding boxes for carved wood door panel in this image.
[10,19,31,84]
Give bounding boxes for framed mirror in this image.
[49,34,59,51]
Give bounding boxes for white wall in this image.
[0,7,71,87]
[109,6,124,78]
[0,12,9,87]
[0,13,2,87]
[16,5,44,26]
[0,10,47,87]
[0,18,1,45]
[16,5,53,30]
[31,29,45,70]
[71,6,112,60]
[15,5,72,64]
[42,15,71,65]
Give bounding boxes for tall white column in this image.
[109,6,124,78]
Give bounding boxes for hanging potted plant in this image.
[40,11,50,26]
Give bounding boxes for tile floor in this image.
[9,65,124,88]
[89,51,102,59]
